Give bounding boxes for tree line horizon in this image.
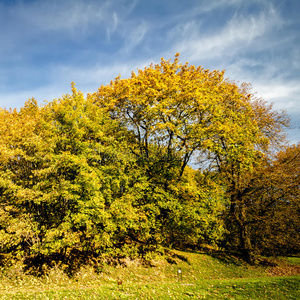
[0,54,299,273]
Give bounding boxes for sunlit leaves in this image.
[0,55,294,268]
[92,55,266,184]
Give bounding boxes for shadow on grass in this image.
[173,246,245,266]
[178,245,282,267]
[164,249,191,265]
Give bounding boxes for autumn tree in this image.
[0,81,227,270]
[91,54,271,255]
[211,87,290,262]
[92,55,264,181]
[0,100,45,263]
[239,144,300,256]
[0,87,153,269]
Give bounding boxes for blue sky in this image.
[0,0,299,143]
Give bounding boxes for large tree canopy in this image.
[0,81,224,271]
[91,55,291,262]
[0,55,295,270]
[92,55,267,180]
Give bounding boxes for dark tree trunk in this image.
[230,194,253,263]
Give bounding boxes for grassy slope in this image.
[0,251,299,299]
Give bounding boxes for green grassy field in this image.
[0,251,299,299]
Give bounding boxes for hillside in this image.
[0,250,299,299]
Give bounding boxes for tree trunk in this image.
[239,222,253,263]
[231,194,253,263]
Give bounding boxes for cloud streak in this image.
[170,6,284,61]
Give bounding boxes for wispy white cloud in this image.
[0,0,140,49]
[23,2,102,32]
[1,0,104,34]
[254,81,300,111]
[174,0,243,17]
[124,21,148,52]
[171,6,284,61]
[106,12,119,41]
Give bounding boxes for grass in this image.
[286,256,300,266]
[0,251,299,299]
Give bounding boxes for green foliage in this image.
[0,82,224,270]
[0,87,148,268]
[0,55,297,270]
